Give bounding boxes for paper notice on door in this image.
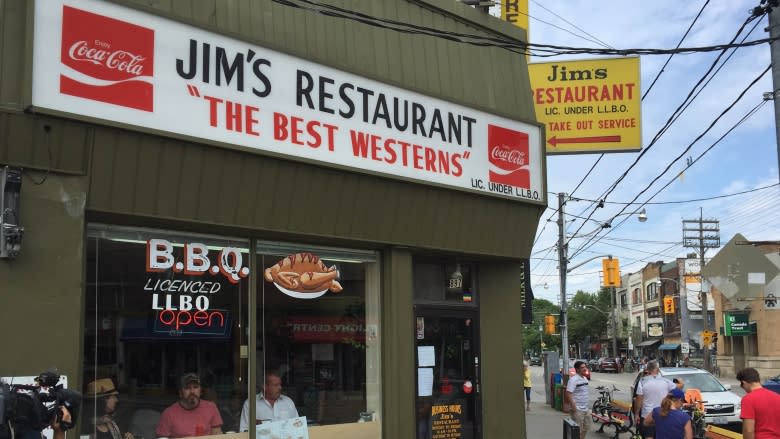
[418,367,433,396]
[417,345,435,367]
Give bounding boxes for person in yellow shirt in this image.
[523,361,532,411]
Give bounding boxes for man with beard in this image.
[156,373,222,438]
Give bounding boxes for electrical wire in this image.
[643,0,710,99]
[272,0,774,57]
[569,87,772,260]
[570,181,778,205]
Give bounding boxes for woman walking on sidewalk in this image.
[523,361,532,411]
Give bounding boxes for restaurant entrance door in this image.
[414,307,481,439]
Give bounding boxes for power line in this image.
[570,86,772,260]
[272,0,773,57]
[643,0,710,99]
[565,182,778,205]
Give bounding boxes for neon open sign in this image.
[154,309,231,336]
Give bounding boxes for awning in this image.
[658,343,680,350]
[636,339,661,347]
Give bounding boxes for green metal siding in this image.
[86,125,540,257]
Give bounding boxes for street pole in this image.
[557,192,570,376]
[611,286,618,359]
[769,1,780,181]
[683,208,719,372]
[698,208,710,372]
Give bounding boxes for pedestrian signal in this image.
[601,257,621,287]
[544,314,556,334]
[663,296,675,314]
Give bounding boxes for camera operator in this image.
[1,370,81,439]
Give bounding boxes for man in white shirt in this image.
[634,360,675,438]
[239,371,299,431]
[565,360,590,439]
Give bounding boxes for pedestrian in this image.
[565,360,590,439]
[523,361,532,411]
[736,367,780,439]
[156,372,223,438]
[643,388,692,439]
[634,360,676,439]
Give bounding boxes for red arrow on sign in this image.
[548,135,622,147]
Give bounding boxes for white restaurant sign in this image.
[31,0,545,204]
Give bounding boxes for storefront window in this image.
[84,225,250,438]
[254,242,381,429]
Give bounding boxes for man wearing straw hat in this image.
[83,378,133,439]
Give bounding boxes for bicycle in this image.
[682,400,707,439]
[591,384,618,423]
[590,385,641,439]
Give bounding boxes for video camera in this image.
[0,370,82,439]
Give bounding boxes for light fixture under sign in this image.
[0,166,24,259]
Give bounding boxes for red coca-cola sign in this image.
[487,124,530,189]
[59,6,154,111]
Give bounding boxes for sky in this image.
[494,0,779,304]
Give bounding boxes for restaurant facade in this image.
[0,1,544,438]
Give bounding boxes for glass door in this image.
[414,308,481,439]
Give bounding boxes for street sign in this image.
[680,342,690,354]
[529,57,642,154]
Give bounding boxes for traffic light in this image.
[712,332,718,346]
[663,296,675,314]
[544,314,556,334]
[702,331,712,346]
[602,257,621,287]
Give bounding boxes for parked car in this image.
[587,358,600,372]
[598,357,618,373]
[764,374,780,394]
[529,356,542,366]
[632,367,742,428]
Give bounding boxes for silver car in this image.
[633,367,741,428]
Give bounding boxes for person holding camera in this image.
[156,373,222,438]
[82,379,133,439]
[1,370,81,439]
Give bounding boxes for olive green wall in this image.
[479,261,526,437]
[0,172,86,380]
[381,248,416,438]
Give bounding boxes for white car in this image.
[633,367,741,427]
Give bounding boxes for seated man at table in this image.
[239,371,299,431]
[156,373,223,438]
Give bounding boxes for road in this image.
[524,366,744,438]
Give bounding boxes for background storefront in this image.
[0,1,544,438]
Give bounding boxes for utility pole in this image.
[557,192,570,377]
[611,286,618,359]
[682,208,720,371]
[768,0,780,181]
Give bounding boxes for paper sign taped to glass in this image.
[255,416,308,439]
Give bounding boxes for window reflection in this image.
[84,229,249,438]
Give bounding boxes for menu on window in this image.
[255,416,308,439]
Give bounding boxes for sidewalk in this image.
[524,393,629,439]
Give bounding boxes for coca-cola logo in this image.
[490,145,527,166]
[487,125,531,189]
[59,6,154,111]
[67,40,146,76]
